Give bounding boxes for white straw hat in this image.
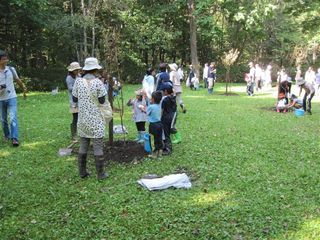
[82,57,102,71]
[67,62,82,72]
[169,63,178,71]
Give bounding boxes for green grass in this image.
[1,83,320,239]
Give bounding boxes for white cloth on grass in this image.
[137,173,192,191]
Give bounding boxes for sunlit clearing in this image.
[193,191,229,205]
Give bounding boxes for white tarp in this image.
[137,173,192,191]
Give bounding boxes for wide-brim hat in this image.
[169,63,178,71]
[83,57,102,71]
[135,89,144,96]
[296,78,305,86]
[67,62,82,72]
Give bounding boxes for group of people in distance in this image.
[276,65,319,114]
[128,63,186,159]
[244,61,320,115]
[245,62,273,96]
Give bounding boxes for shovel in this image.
[58,141,77,157]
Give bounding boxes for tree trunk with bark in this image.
[188,0,199,77]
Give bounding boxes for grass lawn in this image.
[1,83,320,239]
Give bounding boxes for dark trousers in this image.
[149,122,163,151]
[303,92,315,112]
[204,78,208,88]
[136,121,146,131]
[247,83,254,95]
[162,119,172,152]
[72,113,78,125]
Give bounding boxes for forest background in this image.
[0,0,319,91]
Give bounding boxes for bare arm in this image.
[298,86,302,97]
[16,79,27,99]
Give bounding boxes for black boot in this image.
[180,104,187,113]
[78,153,89,178]
[70,123,77,141]
[95,155,108,180]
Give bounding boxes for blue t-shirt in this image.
[147,103,161,123]
[0,66,19,101]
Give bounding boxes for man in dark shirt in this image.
[156,63,172,91]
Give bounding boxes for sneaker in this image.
[12,139,19,147]
[307,110,312,115]
[182,108,187,114]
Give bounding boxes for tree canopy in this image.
[0,0,319,90]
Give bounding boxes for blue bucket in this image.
[144,133,152,153]
[295,108,305,117]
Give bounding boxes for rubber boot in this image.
[134,131,140,141]
[180,104,187,114]
[71,123,77,142]
[137,131,145,144]
[78,153,89,178]
[172,132,181,144]
[95,155,108,180]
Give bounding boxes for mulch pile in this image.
[72,140,147,164]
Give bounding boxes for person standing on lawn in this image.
[207,62,216,94]
[297,77,315,115]
[146,91,163,158]
[72,57,109,180]
[304,66,316,85]
[169,63,186,114]
[247,62,255,96]
[155,63,171,91]
[66,62,82,142]
[0,50,27,147]
[160,82,178,155]
[142,67,155,103]
[127,89,148,143]
[203,63,209,88]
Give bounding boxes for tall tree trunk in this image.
[188,0,199,77]
[70,1,80,62]
[81,0,88,59]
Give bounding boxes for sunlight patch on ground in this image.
[192,191,230,205]
[0,151,11,158]
[273,218,320,240]
[184,95,206,99]
[22,141,50,150]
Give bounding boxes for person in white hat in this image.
[169,63,186,114]
[297,77,315,114]
[66,62,82,141]
[72,57,110,180]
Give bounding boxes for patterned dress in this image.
[72,74,107,138]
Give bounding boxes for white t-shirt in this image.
[0,66,19,100]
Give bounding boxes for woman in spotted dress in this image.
[72,57,109,180]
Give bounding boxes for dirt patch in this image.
[104,140,146,163]
[72,140,147,164]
